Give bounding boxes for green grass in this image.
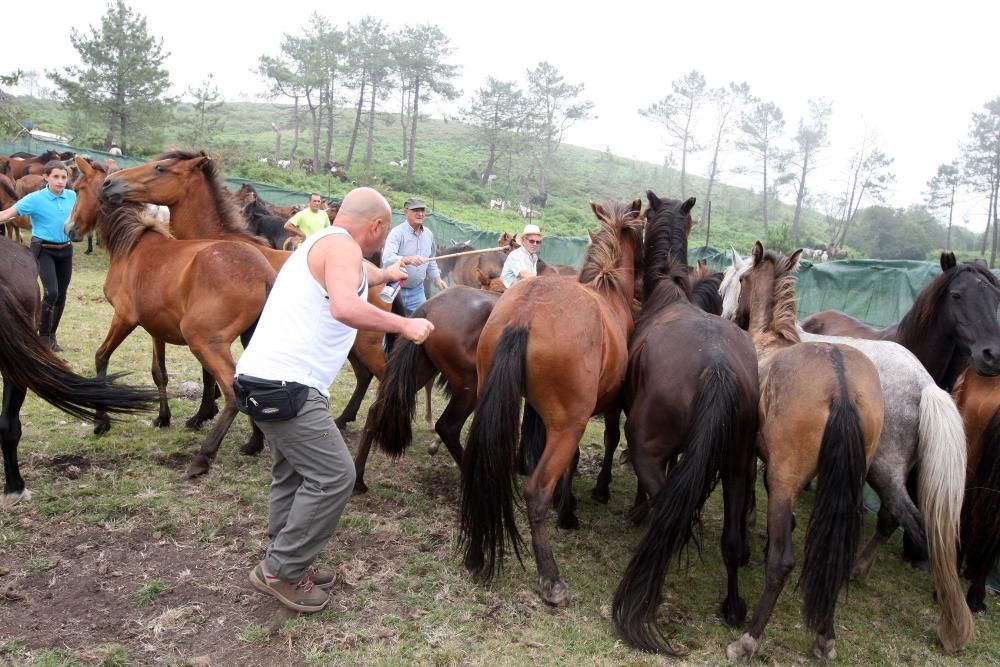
[0,243,997,665]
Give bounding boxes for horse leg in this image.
[591,408,621,503]
[719,444,754,627]
[183,344,239,478]
[424,381,433,426]
[186,366,220,429]
[150,339,171,428]
[966,572,989,613]
[0,380,29,503]
[335,354,372,430]
[625,437,667,525]
[84,233,94,255]
[853,465,914,580]
[93,317,138,435]
[434,389,476,468]
[727,493,796,663]
[555,449,580,530]
[525,425,586,606]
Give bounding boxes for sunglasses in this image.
[524,239,542,245]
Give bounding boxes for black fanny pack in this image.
[234,374,310,422]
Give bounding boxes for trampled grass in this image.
[0,248,997,665]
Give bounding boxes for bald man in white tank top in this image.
[238,187,434,613]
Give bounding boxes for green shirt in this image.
[288,208,331,237]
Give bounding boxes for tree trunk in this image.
[791,151,810,245]
[307,93,321,172]
[407,79,420,180]
[324,84,335,164]
[981,187,993,256]
[364,79,377,175]
[946,183,955,251]
[761,158,769,233]
[992,180,1000,268]
[288,97,301,162]
[701,126,724,224]
[345,74,366,170]
[480,145,498,187]
[400,82,410,164]
[272,125,282,162]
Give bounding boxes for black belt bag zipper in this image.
[234,374,310,422]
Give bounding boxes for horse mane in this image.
[155,150,249,234]
[578,200,643,297]
[642,198,692,299]
[760,249,801,343]
[909,262,1000,330]
[690,264,724,316]
[96,200,173,258]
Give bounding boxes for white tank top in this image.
[236,226,368,396]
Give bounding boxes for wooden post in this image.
[704,200,712,248]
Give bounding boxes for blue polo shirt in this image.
[15,186,76,243]
[381,222,442,289]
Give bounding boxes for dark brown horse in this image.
[951,368,1000,613]
[801,253,1000,391]
[67,158,277,477]
[612,193,759,653]
[100,150,412,432]
[727,241,884,663]
[5,151,61,180]
[449,232,516,287]
[0,236,156,504]
[356,286,500,493]
[459,199,643,606]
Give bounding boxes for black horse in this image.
[0,236,155,503]
[242,197,295,250]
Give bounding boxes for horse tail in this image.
[383,291,408,356]
[358,337,428,459]
[518,403,546,475]
[916,383,974,652]
[799,361,867,636]
[613,364,737,654]
[0,283,156,421]
[459,325,527,582]
[962,407,1000,612]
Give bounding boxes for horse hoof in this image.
[967,592,986,613]
[538,578,572,607]
[94,421,111,436]
[334,418,348,430]
[1,489,31,507]
[725,633,759,663]
[812,637,836,661]
[186,459,210,478]
[590,487,610,504]
[557,514,580,530]
[626,503,649,525]
[239,441,262,456]
[427,438,440,455]
[721,596,747,627]
[353,479,369,495]
[152,416,171,428]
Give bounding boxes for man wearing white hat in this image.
[501,223,543,288]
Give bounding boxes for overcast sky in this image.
[9,0,998,230]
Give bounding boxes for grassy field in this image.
[0,247,998,666]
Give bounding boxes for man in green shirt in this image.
[284,193,331,240]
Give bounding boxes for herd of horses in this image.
[1,148,999,661]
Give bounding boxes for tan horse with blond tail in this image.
[727,241,884,663]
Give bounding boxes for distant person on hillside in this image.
[0,161,77,351]
[381,197,448,314]
[501,223,543,288]
[284,193,331,240]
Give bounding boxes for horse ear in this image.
[681,197,697,215]
[590,202,606,220]
[941,252,957,271]
[752,241,764,265]
[646,190,660,208]
[75,155,93,176]
[631,198,642,215]
[786,248,804,272]
[588,229,597,243]
[191,155,211,170]
[730,245,746,270]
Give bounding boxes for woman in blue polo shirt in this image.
[0,160,76,351]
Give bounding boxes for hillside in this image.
[8,95,918,253]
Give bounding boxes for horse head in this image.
[102,150,212,207]
[927,253,1000,377]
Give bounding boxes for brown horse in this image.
[100,150,415,432]
[727,241,884,663]
[0,236,155,504]
[612,193,759,653]
[459,199,643,606]
[67,159,277,477]
[5,151,61,180]
[356,286,500,493]
[801,253,1000,391]
[449,232,516,287]
[951,368,1000,613]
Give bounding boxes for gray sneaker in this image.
[249,561,329,613]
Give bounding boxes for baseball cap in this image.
[404,197,427,210]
